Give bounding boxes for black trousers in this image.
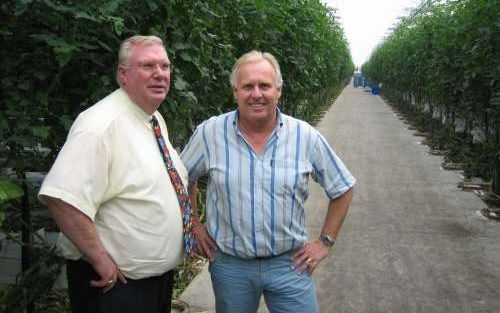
[66,259,175,313]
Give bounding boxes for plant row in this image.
[363,0,500,193]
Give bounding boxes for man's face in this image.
[118,44,171,114]
[233,59,282,125]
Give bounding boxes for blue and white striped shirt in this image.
[181,110,356,259]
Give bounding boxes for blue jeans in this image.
[209,251,318,313]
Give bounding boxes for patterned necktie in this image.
[151,115,194,256]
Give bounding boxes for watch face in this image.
[320,235,335,247]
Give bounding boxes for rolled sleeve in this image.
[311,133,356,199]
[39,126,109,220]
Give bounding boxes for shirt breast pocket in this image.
[270,158,310,198]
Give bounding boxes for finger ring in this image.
[108,279,114,285]
[307,257,312,263]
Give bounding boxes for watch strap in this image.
[319,234,335,247]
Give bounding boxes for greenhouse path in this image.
[179,84,500,313]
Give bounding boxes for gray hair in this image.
[230,50,283,88]
[116,35,165,86]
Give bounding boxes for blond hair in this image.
[230,50,283,87]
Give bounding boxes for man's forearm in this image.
[188,181,200,222]
[41,196,108,264]
[321,188,354,239]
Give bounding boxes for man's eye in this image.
[160,63,171,71]
[141,63,155,71]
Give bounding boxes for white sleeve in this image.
[39,122,110,220]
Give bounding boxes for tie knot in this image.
[151,115,159,126]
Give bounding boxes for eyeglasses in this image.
[131,62,172,72]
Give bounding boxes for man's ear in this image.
[277,86,283,100]
[117,64,127,86]
[232,87,238,100]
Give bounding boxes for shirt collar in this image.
[118,88,157,129]
[232,108,284,137]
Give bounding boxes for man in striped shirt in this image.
[181,50,356,313]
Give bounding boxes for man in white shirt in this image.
[39,35,187,313]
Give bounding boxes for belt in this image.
[253,250,292,260]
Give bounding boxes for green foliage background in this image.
[363,0,500,193]
[0,0,353,311]
[1,0,353,176]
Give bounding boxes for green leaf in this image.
[33,70,48,81]
[74,12,98,22]
[30,34,67,47]
[179,52,193,62]
[59,115,74,131]
[146,0,158,11]
[174,42,191,51]
[180,91,198,104]
[1,77,14,88]
[79,43,99,50]
[31,126,50,139]
[14,0,33,16]
[96,40,113,52]
[174,78,188,91]
[0,180,24,202]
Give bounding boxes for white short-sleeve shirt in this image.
[39,89,185,279]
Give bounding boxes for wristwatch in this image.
[319,234,335,247]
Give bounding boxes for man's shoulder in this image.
[72,89,129,134]
[279,112,315,132]
[80,89,126,116]
[198,110,236,129]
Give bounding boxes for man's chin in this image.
[248,106,267,114]
[249,111,274,121]
[150,92,167,102]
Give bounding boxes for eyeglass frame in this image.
[126,61,173,73]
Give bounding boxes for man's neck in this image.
[238,115,277,137]
[237,114,278,155]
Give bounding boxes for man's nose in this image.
[153,67,170,79]
[250,86,263,97]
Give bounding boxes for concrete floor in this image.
[179,84,500,312]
